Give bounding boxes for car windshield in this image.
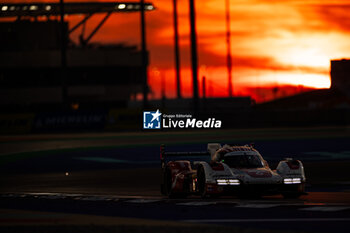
[223,152,264,168]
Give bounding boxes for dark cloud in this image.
[299,4,350,33]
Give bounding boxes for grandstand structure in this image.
[0,2,155,111]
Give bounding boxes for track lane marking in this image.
[177,202,217,206]
[2,193,350,209]
[183,218,350,223]
[300,206,350,212]
[75,197,116,201]
[236,204,281,208]
[125,199,160,203]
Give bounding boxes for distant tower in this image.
[173,0,182,99]
[225,0,233,97]
[331,59,350,97]
[189,0,199,114]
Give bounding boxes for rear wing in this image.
[160,144,211,168]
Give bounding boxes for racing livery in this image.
[160,143,306,198]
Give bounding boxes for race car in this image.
[160,143,306,198]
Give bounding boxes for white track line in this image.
[177,201,217,206]
[300,206,350,212]
[2,193,350,209]
[76,197,115,201]
[125,199,160,203]
[236,204,282,208]
[183,218,350,223]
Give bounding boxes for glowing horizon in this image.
[3,0,350,102]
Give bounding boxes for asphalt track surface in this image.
[1,127,350,233]
[1,192,350,233]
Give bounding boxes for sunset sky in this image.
[4,0,350,101]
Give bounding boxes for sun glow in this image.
[260,72,331,89]
[24,0,349,101]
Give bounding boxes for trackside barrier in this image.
[0,113,35,134]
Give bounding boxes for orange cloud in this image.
[3,0,350,101]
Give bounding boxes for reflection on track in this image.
[2,192,350,212]
[183,218,350,223]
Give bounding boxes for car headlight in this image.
[284,178,301,184]
[216,179,240,185]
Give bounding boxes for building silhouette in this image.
[0,2,155,112]
[331,59,350,97]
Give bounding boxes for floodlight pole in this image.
[60,0,68,108]
[226,0,233,97]
[173,0,181,99]
[189,0,199,115]
[140,0,148,109]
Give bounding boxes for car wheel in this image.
[197,166,207,198]
[160,168,167,195]
[164,168,173,196]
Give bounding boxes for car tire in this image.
[160,168,167,195]
[197,166,207,198]
[164,167,173,196]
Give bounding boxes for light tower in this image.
[226,0,233,97]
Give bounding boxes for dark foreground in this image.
[1,190,350,233]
